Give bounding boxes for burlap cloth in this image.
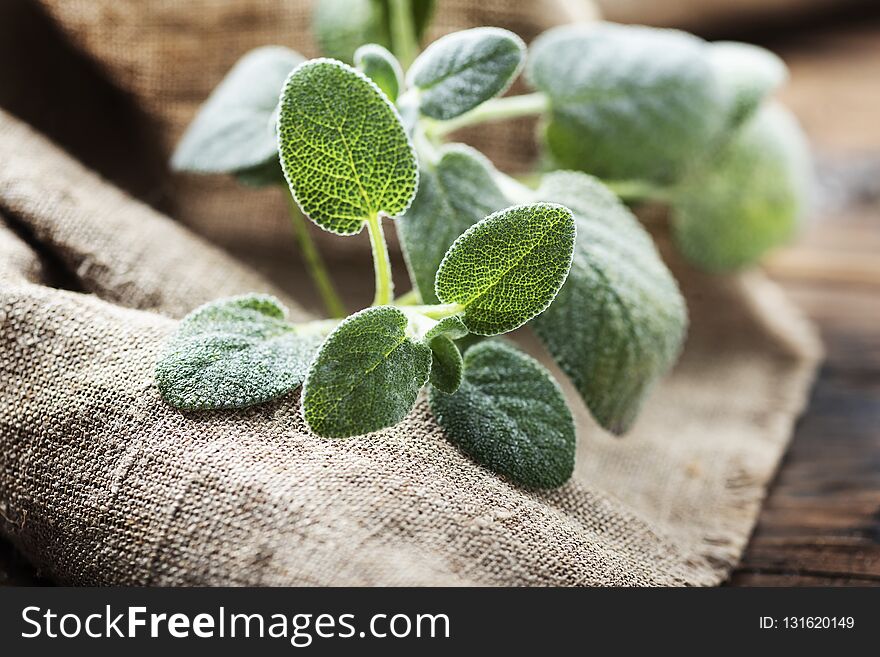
[0,0,821,585]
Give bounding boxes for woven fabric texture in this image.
[0,1,823,585]
[0,108,821,586]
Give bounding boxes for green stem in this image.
[394,289,422,306]
[408,303,465,319]
[293,318,340,337]
[602,179,675,203]
[388,0,419,69]
[426,92,550,138]
[285,190,347,319]
[367,212,394,306]
[494,171,535,204]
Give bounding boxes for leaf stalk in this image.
[388,0,419,69]
[367,212,395,306]
[426,92,550,138]
[285,189,347,318]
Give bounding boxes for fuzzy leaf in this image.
[424,315,469,342]
[430,341,575,488]
[427,335,463,394]
[527,23,723,184]
[672,103,812,271]
[355,43,404,101]
[172,47,303,177]
[435,203,575,336]
[155,295,323,410]
[302,306,432,437]
[398,145,508,303]
[408,27,526,120]
[709,41,787,132]
[313,0,436,63]
[278,59,418,235]
[530,172,687,434]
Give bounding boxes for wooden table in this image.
[729,19,880,585]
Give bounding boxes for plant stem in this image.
[388,0,419,69]
[409,303,465,319]
[285,190,347,319]
[602,179,674,203]
[494,171,535,204]
[426,92,551,138]
[367,212,394,306]
[394,289,422,306]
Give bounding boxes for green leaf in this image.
[424,315,469,341]
[527,23,723,184]
[710,41,787,132]
[234,158,285,187]
[427,335,463,393]
[312,0,436,64]
[155,295,324,411]
[312,0,388,63]
[355,43,404,101]
[671,103,812,271]
[398,145,508,304]
[408,27,526,120]
[435,203,575,336]
[302,306,432,437]
[530,172,687,434]
[278,58,418,235]
[429,341,576,488]
[172,46,303,176]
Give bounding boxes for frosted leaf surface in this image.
[355,43,404,101]
[156,295,322,410]
[427,335,464,394]
[531,172,687,434]
[429,341,575,489]
[527,23,723,184]
[172,46,303,177]
[409,27,526,120]
[278,59,418,235]
[302,306,431,437]
[435,203,575,336]
[398,144,508,304]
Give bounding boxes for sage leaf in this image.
[278,59,418,235]
[155,295,324,411]
[355,43,404,101]
[672,103,812,271]
[530,172,687,434]
[398,144,508,304]
[435,203,575,336]
[429,341,576,489]
[710,41,787,133]
[302,306,432,437]
[424,315,469,342]
[172,46,303,178]
[527,23,723,184]
[408,27,526,120]
[427,335,463,394]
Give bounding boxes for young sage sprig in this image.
[160,17,810,489]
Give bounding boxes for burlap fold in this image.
[0,106,821,586]
[0,0,823,586]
